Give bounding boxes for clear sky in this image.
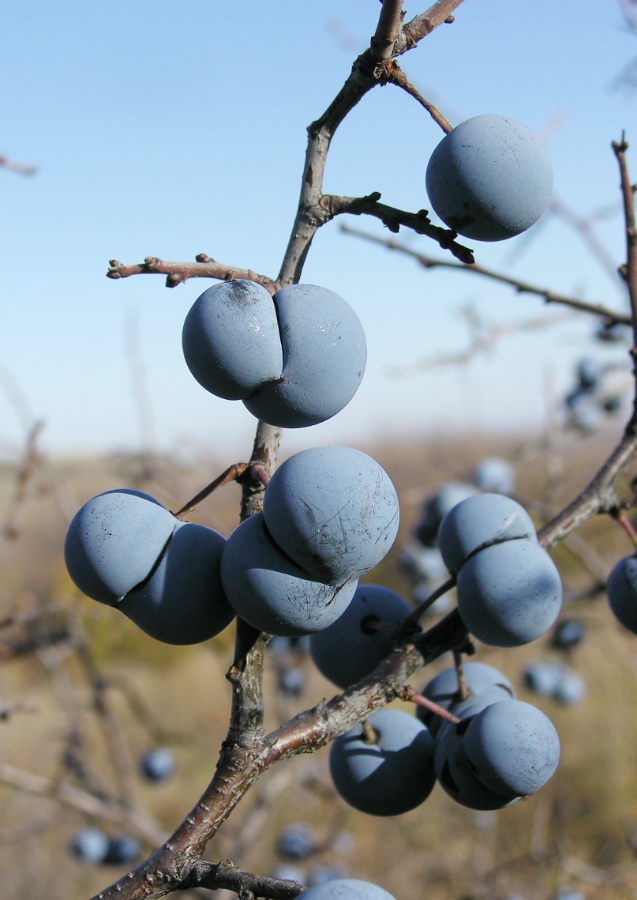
[1,0,635,464]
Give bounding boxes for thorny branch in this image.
[78,0,637,895]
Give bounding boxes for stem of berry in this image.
[174,463,249,519]
[453,650,468,700]
[397,685,461,726]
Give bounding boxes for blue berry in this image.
[426,115,553,242]
[329,709,436,816]
[221,513,358,636]
[437,493,537,575]
[456,539,562,647]
[263,447,399,584]
[69,827,109,863]
[606,554,637,635]
[277,823,315,859]
[309,584,411,688]
[140,748,175,782]
[301,880,396,900]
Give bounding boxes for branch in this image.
[394,0,467,56]
[383,63,453,133]
[0,154,37,175]
[549,196,623,285]
[184,860,303,899]
[277,0,469,285]
[88,610,469,900]
[0,762,165,847]
[370,0,406,61]
[535,137,637,548]
[612,136,637,346]
[340,223,631,324]
[538,426,637,550]
[106,256,276,291]
[323,194,474,263]
[389,309,574,376]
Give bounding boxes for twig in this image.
[106,256,276,290]
[395,575,457,636]
[1,420,46,538]
[323,193,474,263]
[614,508,637,548]
[612,136,637,348]
[0,762,165,846]
[88,609,470,900]
[340,223,631,324]
[174,463,249,519]
[453,650,468,700]
[186,861,303,900]
[538,428,637,550]
[389,308,573,376]
[0,155,37,175]
[549,196,625,286]
[394,0,467,56]
[397,684,461,725]
[277,0,469,287]
[384,62,453,133]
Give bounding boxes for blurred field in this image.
[0,428,636,900]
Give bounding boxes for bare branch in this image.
[538,426,637,550]
[0,762,165,847]
[184,861,303,900]
[384,63,453,133]
[612,136,637,344]
[370,0,405,61]
[174,463,248,519]
[325,194,474,263]
[550,196,625,284]
[390,309,574,376]
[340,223,632,324]
[106,256,276,291]
[0,154,37,175]
[277,0,470,286]
[88,610,469,900]
[394,0,467,56]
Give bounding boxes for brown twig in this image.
[549,196,622,285]
[276,0,469,287]
[106,256,276,291]
[340,223,631,325]
[612,136,637,348]
[394,0,467,56]
[384,62,453,133]
[397,684,461,725]
[389,308,573,376]
[0,155,37,175]
[183,861,303,899]
[89,609,469,900]
[0,762,164,847]
[174,463,248,519]
[538,429,637,550]
[614,508,637,548]
[394,575,458,638]
[323,193,474,263]
[453,649,468,700]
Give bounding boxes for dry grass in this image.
[0,428,636,900]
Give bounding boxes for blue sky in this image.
[1,0,635,463]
